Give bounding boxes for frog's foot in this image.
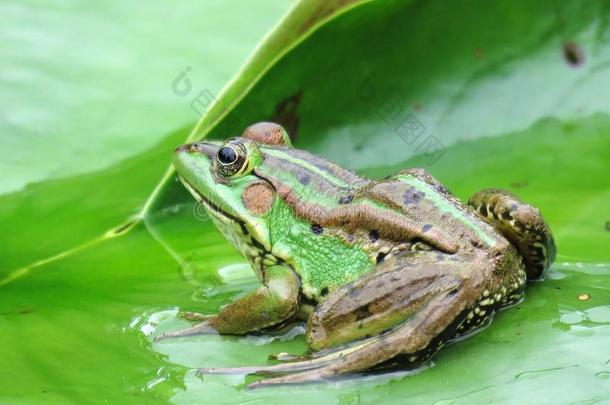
[469,188,556,280]
[198,339,367,377]
[154,312,216,340]
[154,321,218,341]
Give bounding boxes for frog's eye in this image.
[216,140,250,177]
[217,146,238,165]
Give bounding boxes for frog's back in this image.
[359,168,505,253]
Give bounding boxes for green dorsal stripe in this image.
[395,174,498,247]
[262,148,351,188]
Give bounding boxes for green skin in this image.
[158,122,556,388]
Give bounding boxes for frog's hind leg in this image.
[468,189,556,280]
[201,251,491,388]
[247,266,476,388]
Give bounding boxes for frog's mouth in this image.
[179,176,283,277]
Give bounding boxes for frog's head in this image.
[173,123,293,277]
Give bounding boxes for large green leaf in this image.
[2,0,610,404]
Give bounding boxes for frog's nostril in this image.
[189,143,203,153]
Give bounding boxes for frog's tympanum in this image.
[159,122,556,388]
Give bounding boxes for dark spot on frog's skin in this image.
[355,307,371,321]
[369,230,379,242]
[470,240,483,248]
[479,205,488,217]
[376,252,387,264]
[605,221,610,232]
[311,224,323,235]
[563,42,585,67]
[297,172,311,185]
[338,194,353,204]
[320,287,329,296]
[434,183,449,194]
[403,187,425,205]
[421,224,433,233]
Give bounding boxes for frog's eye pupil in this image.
[217,146,238,165]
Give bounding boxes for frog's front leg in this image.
[155,265,299,340]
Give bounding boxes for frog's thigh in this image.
[306,251,480,351]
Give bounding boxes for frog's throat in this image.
[179,177,283,279]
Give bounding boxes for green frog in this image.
[158,122,555,388]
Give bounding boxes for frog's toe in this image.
[198,365,281,376]
[247,368,337,389]
[198,354,331,376]
[154,321,218,341]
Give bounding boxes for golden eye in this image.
[216,141,247,177]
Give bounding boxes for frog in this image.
[157,122,556,388]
